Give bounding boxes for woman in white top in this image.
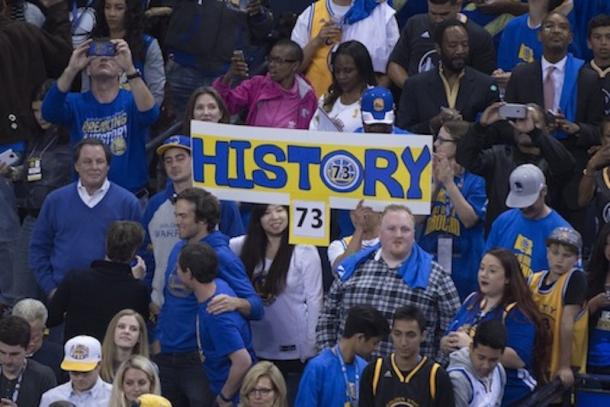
[229,204,323,398]
[309,40,377,132]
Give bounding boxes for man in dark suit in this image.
[396,18,500,135]
[505,11,603,244]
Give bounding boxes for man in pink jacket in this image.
[213,39,317,129]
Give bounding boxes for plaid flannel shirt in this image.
[316,253,460,361]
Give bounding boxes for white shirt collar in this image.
[77,178,110,197]
[77,178,111,208]
[541,54,568,74]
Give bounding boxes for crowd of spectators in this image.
[3,0,610,406]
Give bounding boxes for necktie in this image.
[543,66,556,111]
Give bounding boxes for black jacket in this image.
[456,122,575,233]
[48,260,150,343]
[397,66,500,134]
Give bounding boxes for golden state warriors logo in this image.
[70,344,90,360]
[111,135,127,156]
[373,97,385,112]
[321,151,363,192]
[388,398,419,407]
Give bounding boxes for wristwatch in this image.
[126,69,141,81]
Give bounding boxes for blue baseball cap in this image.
[361,87,395,125]
[156,135,191,157]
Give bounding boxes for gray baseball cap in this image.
[505,164,546,208]
[546,227,582,253]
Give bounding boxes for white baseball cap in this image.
[505,164,546,208]
[61,335,102,372]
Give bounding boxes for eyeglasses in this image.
[248,387,274,397]
[435,136,457,144]
[266,56,298,65]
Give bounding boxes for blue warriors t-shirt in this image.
[42,85,160,192]
[484,208,570,277]
[198,278,255,398]
[497,14,541,72]
[418,171,486,300]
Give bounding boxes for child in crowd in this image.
[529,227,589,387]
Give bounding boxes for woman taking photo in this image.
[239,361,288,407]
[309,40,376,133]
[109,355,161,407]
[100,309,150,383]
[587,222,610,374]
[441,248,550,406]
[90,0,165,105]
[230,204,323,400]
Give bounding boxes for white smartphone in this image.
[0,149,18,166]
[499,103,527,120]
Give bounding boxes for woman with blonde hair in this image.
[239,361,288,407]
[109,355,161,407]
[101,309,149,383]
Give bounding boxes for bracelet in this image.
[218,392,232,402]
[583,168,595,177]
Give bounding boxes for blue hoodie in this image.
[141,182,245,288]
[155,231,263,353]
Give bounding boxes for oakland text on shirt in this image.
[424,189,461,236]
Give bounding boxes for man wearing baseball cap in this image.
[485,164,570,277]
[40,335,111,406]
[356,87,409,134]
[142,135,244,308]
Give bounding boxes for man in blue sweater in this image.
[29,138,141,298]
[153,187,262,407]
[41,37,159,195]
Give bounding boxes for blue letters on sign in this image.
[192,138,431,200]
[228,141,254,189]
[192,138,229,185]
[363,149,403,198]
[286,146,322,190]
[253,144,288,188]
[401,145,431,199]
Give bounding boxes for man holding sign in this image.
[317,204,460,360]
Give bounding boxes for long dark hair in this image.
[323,40,376,112]
[587,222,610,299]
[240,204,295,299]
[474,249,551,384]
[92,0,146,63]
[183,86,231,134]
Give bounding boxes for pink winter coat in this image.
[212,73,317,129]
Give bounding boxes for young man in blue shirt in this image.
[177,242,254,407]
[295,305,389,407]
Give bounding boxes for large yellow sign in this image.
[191,121,433,244]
